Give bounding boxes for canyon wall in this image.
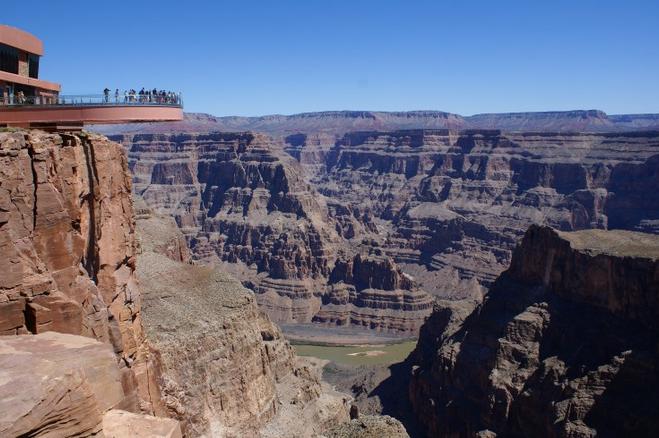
[116,132,434,335]
[113,128,659,338]
[306,129,659,294]
[313,253,433,333]
[408,225,659,437]
[0,130,172,435]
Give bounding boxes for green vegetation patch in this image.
[293,340,417,366]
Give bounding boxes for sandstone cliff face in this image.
[0,130,162,414]
[115,132,433,336]
[0,130,179,436]
[135,205,350,437]
[408,226,659,437]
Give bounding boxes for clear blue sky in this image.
[3,0,658,116]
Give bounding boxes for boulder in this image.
[0,332,128,437]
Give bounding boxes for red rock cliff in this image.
[0,130,162,414]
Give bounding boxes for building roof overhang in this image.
[0,70,61,92]
[0,25,44,56]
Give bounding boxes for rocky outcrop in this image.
[0,332,129,437]
[408,225,659,437]
[325,415,410,438]
[116,132,433,336]
[0,332,179,437]
[137,251,292,436]
[136,206,350,436]
[103,409,182,438]
[0,130,162,415]
[314,254,434,333]
[260,357,353,438]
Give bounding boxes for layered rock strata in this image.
[408,225,659,437]
[136,205,350,436]
[0,130,162,414]
[123,132,338,320]
[307,129,659,294]
[116,132,433,335]
[314,254,434,333]
[114,128,659,336]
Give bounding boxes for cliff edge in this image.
[0,130,170,435]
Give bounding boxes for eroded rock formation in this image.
[116,132,434,336]
[103,409,182,438]
[135,203,350,437]
[408,225,659,437]
[314,254,433,333]
[125,132,338,322]
[308,129,659,294]
[325,415,410,438]
[112,127,659,338]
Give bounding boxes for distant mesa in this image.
[94,109,659,137]
[0,24,183,130]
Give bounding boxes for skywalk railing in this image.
[0,93,183,107]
